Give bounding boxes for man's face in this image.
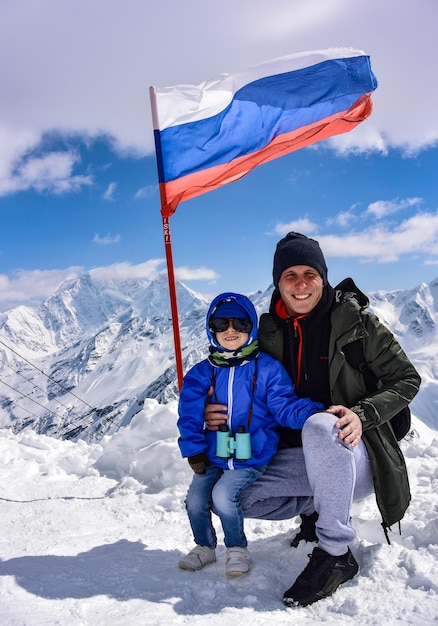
[278,265,324,316]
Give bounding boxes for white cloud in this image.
[89,260,164,282]
[271,209,438,264]
[0,126,41,181]
[174,266,220,282]
[0,0,437,181]
[0,260,220,311]
[103,182,117,201]
[271,217,319,237]
[92,234,121,245]
[0,262,164,311]
[90,260,219,284]
[328,124,388,155]
[366,197,423,219]
[2,205,438,310]
[320,211,438,262]
[0,267,84,309]
[328,207,359,228]
[135,185,157,200]
[0,148,93,196]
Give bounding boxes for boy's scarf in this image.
[208,340,260,368]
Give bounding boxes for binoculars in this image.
[216,424,252,460]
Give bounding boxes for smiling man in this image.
[273,233,327,315]
[205,231,421,607]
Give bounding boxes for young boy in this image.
[177,292,324,578]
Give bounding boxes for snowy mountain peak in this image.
[0,273,436,439]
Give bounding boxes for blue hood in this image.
[206,292,258,351]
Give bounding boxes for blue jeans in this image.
[185,464,266,549]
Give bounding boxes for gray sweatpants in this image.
[240,411,375,556]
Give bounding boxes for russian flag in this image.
[150,48,378,217]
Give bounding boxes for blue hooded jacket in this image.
[177,292,323,469]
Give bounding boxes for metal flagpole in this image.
[149,85,184,391]
[161,213,184,390]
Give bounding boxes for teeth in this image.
[294,294,309,300]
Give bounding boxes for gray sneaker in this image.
[179,546,216,571]
[225,547,250,578]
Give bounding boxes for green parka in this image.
[258,278,421,534]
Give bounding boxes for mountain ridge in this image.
[0,273,435,440]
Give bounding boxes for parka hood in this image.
[206,292,258,351]
[333,277,369,309]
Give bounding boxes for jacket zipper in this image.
[227,368,235,469]
[293,316,305,390]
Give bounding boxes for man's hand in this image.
[326,405,363,447]
[204,386,228,431]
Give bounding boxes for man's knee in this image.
[302,411,338,440]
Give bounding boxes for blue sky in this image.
[1,0,438,311]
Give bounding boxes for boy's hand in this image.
[188,453,210,474]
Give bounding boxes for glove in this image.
[188,453,210,475]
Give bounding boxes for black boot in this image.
[290,512,319,548]
[283,546,359,607]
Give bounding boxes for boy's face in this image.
[212,319,249,351]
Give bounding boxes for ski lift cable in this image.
[0,338,96,410]
[0,378,96,435]
[0,352,106,439]
[0,342,129,442]
[0,393,45,423]
[0,378,68,421]
[0,358,88,422]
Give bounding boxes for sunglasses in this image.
[209,317,253,334]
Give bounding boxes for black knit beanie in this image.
[272,232,328,288]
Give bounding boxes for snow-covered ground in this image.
[0,399,437,625]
